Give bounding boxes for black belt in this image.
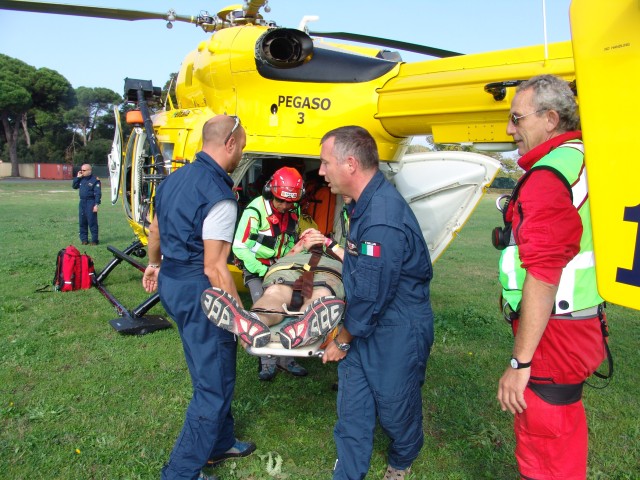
[528,382,584,405]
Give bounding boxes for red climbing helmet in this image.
[268,167,304,202]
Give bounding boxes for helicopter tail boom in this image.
[376,40,575,146]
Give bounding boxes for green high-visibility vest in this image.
[233,196,298,277]
[499,140,603,314]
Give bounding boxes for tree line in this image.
[0,53,124,177]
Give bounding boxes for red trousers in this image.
[511,315,607,480]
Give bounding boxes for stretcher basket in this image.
[245,316,340,358]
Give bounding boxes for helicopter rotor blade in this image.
[308,30,462,58]
[0,0,195,24]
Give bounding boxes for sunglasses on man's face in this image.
[224,116,241,145]
[508,109,547,126]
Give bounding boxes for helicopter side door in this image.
[108,105,122,205]
[391,151,502,262]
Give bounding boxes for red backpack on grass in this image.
[53,245,95,292]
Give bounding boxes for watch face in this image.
[510,358,518,369]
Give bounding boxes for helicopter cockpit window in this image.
[160,142,174,165]
[160,143,174,163]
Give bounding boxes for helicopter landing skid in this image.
[93,241,172,335]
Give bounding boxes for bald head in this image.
[201,115,246,173]
[201,116,237,146]
[80,164,92,177]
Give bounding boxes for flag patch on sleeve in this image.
[360,241,381,257]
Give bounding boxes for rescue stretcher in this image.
[244,309,339,358]
[245,319,337,358]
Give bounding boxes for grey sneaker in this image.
[277,357,308,376]
[258,357,277,381]
[279,296,344,349]
[383,465,411,480]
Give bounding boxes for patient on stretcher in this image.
[201,241,345,350]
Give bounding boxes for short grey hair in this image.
[320,126,379,170]
[517,74,579,132]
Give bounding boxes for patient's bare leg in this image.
[279,292,345,349]
[252,284,293,326]
[253,285,334,326]
[299,286,333,311]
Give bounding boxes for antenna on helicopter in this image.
[541,0,549,61]
[298,15,319,33]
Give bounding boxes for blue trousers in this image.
[158,272,238,480]
[332,321,431,480]
[78,200,98,243]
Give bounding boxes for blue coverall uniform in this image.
[72,173,101,243]
[334,170,434,480]
[154,152,238,480]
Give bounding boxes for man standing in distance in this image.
[320,126,434,480]
[142,115,256,480]
[496,75,609,479]
[72,163,101,245]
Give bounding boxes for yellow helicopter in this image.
[1,1,638,334]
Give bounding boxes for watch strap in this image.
[511,357,531,369]
[333,338,350,351]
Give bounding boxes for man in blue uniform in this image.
[320,126,434,480]
[72,163,101,245]
[142,115,255,480]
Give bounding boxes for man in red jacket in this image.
[496,75,609,480]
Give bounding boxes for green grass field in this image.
[0,179,638,480]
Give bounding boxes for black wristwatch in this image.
[334,338,350,352]
[510,357,531,369]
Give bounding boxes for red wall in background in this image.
[35,163,73,180]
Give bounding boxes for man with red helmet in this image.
[232,166,312,380]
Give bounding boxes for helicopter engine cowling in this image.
[255,28,313,68]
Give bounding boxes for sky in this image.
[0,0,574,94]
